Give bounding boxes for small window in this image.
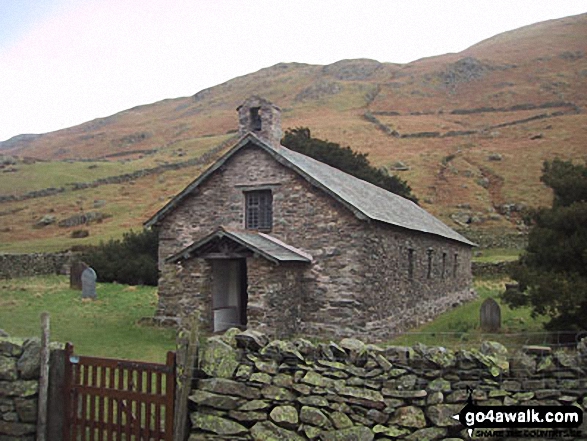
[442,252,447,279]
[245,190,272,231]
[453,253,459,277]
[408,248,415,281]
[250,107,262,131]
[427,249,434,279]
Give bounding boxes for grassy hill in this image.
[1,13,586,253]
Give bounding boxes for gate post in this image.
[62,343,74,441]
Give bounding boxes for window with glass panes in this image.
[245,190,272,230]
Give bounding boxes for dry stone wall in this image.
[187,329,587,440]
[0,253,75,279]
[0,337,41,440]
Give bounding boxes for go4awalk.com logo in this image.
[453,388,583,438]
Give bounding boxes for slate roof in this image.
[166,227,313,264]
[145,133,475,246]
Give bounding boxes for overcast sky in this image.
[0,0,585,142]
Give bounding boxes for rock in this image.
[250,372,272,384]
[0,330,8,337]
[426,404,463,427]
[261,340,304,363]
[0,380,38,398]
[14,398,37,423]
[199,337,239,378]
[480,341,508,357]
[269,405,298,429]
[190,412,247,436]
[198,378,260,400]
[330,411,354,429]
[427,391,444,405]
[301,371,331,388]
[17,338,41,380]
[320,426,374,441]
[188,390,240,410]
[300,406,330,428]
[298,395,329,407]
[427,378,451,392]
[235,329,269,350]
[261,385,296,402]
[34,215,56,228]
[238,399,271,411]
[0,356,18,381]
[251,421,305,441]
[255,359,278,374]
[335,385,385,406]
[373,424,410,437]
[0,338,25,357]
[405,427,448,440]
[340,338,366,353]
[228,410,268,423]
[0,421,36,437]
[510,351,536,377]
[390,406,426,428]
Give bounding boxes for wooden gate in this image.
[63,344,176,441]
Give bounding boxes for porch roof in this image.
[166,227,313,264]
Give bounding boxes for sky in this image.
[1,0,586,142]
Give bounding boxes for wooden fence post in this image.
[173,313,200,441]
[36,312,50,441]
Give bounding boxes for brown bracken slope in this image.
[1,13,586,252]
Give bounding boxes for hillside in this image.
[1,13,586,252]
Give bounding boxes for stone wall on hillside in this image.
[0,253,75,279]
[187,329,587,440]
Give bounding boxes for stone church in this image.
[145,96,475,339]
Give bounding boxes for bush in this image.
[82,229,158,286]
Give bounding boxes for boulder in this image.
[269,405,298,429]
[199,337,239,379]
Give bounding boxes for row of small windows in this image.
[243,190,461,282]
[408,248,459,281]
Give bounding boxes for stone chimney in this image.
[237,96,282,146]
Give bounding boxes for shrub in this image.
[82,229,158,286]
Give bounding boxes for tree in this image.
[82,229,158,286]
[281,127,417,203]
[502,159,587,332]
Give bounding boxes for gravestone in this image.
[81,267,97,299]
[70,261,89,290]
[480,297,501,332]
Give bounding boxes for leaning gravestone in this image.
[480,297,501,332]
[81,267,97,299]
[70,261,89,290]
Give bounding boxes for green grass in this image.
[0,275,175,363]
[0,275,555,362]
[390,276,551,350]
[473,248,522,263]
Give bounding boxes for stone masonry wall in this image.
[0,253,74,279]
[156,143,473,339]
[0,337,42,440]
[188,329,587,441]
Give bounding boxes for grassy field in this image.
[0,274,556,362]
[0,275,176,363]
